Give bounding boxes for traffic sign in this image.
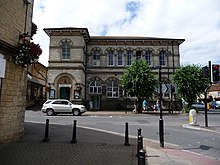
[162,84,168,93]
[161,84,177,94]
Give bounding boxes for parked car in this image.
[41,99,87,116]
[191,102,205,110]
[210,101,220,109]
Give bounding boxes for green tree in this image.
[121,60,158,105]
[172,64,209,108]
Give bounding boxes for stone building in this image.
[44,27,185,110]
[26,62,47,108]
[0,0,34,143]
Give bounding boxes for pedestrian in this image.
[156,100,160,111]
[142,99,147,111]
[153,104,157,111]
[133,101,137,113]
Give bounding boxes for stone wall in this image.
[0,61,27,143]
[0,0,34,143]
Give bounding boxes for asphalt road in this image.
[25,110,220,160]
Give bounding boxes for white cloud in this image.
[32,0,220,67]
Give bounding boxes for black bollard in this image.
[71,120,77,143]
[136,135,143,156]
[43,119,49,142]
[138,149,146,165]
[124,122,130,146]
[137,128,142,137]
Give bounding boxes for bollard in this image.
[136,135,143,156]
[71,120,77,143]
[138,149,146,165]
[43,119,49,142]
[124,122,130,146]
[137,128,142,137]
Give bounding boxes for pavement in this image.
[0,110,220,165]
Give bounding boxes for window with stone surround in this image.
[106,80,119,98]
[144,50,152,65]
[92,49,100,66]
[107,50,114,66]
[136,51,141,61]
[126,50,133,66]
[62,42,70,59]
[159,50,166,66]
[117,50,124,66]
[89,81,102,94]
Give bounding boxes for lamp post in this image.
[159,66,164,147]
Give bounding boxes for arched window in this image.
[144,50,152,65]
[62,42,70,59]
[159,51,166,66]
[89,81,102,94]
[106,80,119,98]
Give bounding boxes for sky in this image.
[32,0,220,67]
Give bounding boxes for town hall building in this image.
[44,27,185,111]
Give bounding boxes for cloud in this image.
[32,0,220,67]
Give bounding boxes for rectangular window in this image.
[93,50,100,66]
[136,51,141,61]
[159,51,166,66]
[117,50,123,66]
[145,51,151,65]
[62,43,70,59]
[126,51,132,66]
[107,50,114,66]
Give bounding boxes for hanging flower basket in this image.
[15,23,42,65]
[15,37,42,65]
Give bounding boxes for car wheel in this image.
[46,109,54,116]
[73,109,80,116]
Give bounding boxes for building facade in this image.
[26,62,48,108]
[0,0,34,143]
[44,28,185,110]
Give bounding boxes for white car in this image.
[41,99,87,116]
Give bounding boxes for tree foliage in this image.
[172,64,209,106]
[121,60,158,100]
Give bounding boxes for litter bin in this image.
[189,109,197,125]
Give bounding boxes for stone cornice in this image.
[49,60,85,64]
[48,66,86,72]
[44,27,90,42]
[88,37,185,46]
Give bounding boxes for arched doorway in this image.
[57,76,72,100]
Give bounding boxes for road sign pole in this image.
[159,66,164,147]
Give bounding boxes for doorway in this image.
[92,96,100,110]
[60,87,70,100]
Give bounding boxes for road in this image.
[25,110,220,160]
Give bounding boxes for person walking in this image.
[156,100,160,111]
[142,99,147,111]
